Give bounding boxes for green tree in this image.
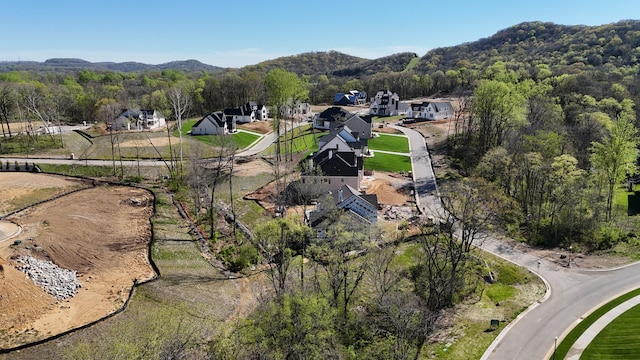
[264,68,308,211]
[471,79,527,158]
[211,293,339,360]
[308,213,378,325]
[590,111,638,221]
[253,216,311,297]
[0,84,16,139]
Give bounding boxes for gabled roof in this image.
[307,184,378,227]
[223,108,244,116]
[193,111,225,128]
[333,184,378,210]
[341,115,372,139]
[423,101,454,112]
[118,108,142,118]
[318,125,364,151]
[410,103,423,110]
[319,106,352,120]
[316,151,359,177]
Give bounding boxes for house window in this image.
[341,178,344,182]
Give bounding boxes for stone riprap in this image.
[14,256,82,300]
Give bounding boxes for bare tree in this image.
[168,83,192,165]
[366,244,403,298]
[207,134,237,240]
[19,83,56,142]
[413,177,507,311]
[186,141,211,222]
[367,290,442,360]
[0,85,16,139]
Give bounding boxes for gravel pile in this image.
[14,256,82,300]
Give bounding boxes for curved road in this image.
[391,123,640,360]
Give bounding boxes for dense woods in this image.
[3,19,640,359]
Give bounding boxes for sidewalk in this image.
[565,295,640,359]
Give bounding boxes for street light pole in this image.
[569,245,573,268]
[553,336,558,359]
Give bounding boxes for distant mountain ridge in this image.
[0,58,224,73]
[2,19,639,76]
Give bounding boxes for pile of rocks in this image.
[14,256,82,300]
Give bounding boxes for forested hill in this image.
[0,58,224,73]
[329,52,419,77]
[241,51,367,75]
[240,51,418,77]
[414,20,640,74]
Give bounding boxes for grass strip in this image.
[582,302,640,359]
[555,287,640,359]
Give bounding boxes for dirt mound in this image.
[0,177,155,349]
[362,173,412,206]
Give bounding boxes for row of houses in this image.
[366,90,455,120]
[303,107,379,231]
[191,101,314,136]
[190,102,268,135]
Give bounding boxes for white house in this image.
[190,111,236,135]
[112,108,166,131]
[369,90,410,117]
[407,100,454,120]
[291,102,313,120]
[251,102,269,120]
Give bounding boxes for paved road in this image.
[389,124,443,216]
[392,123,640,360]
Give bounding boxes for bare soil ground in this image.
[0,173,155,349]
[237,121,273,134]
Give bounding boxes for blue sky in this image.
[1,0,639,68]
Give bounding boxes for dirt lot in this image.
[0,173,155,349]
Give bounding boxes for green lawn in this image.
[177,118,260,149]
[555,287,640,359]
[368,133,409,153]
[264,125,325,156]
[232,131,262,148]
[176,118,198,136]
[364,152,412,173]
[582,302,640,359]
[614,184,640,216]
